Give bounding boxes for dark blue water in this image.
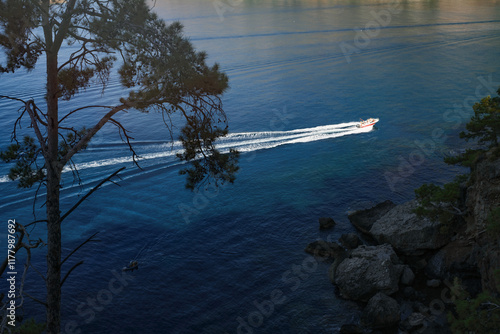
[1,1,499,333]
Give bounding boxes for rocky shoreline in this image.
[305,152,500,333]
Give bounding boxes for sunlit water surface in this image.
[1,0,499,333]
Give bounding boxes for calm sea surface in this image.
[1,0,500,333]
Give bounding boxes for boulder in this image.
[361,292,400,329]
[334,244,404,301]
[339,233,362,250]
[426,279,441,288]
[319,217,336,230]
[304,240,344,260]
[369,200,450,254]
[339,324,363,334]
[348,200,396,234]
[425,239,477,279]
[400,312,426,333]
[400,266,415,286]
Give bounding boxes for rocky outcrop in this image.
[361,292,400,329]
[318,217,336,230]
[334,244,404,301]
[400,266,415,286]
[318,151,500,332]
[369,200,450,255]
[465,152,500,235]
[304,240,344,260]
[425,239,477,278]
[465,152,500,294]
[478,243,500,294]
[338,233,362,250]
[348,200,396,234]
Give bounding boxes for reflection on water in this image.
[0,1,499,333]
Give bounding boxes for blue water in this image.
[1,1,500,333]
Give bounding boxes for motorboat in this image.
[356,118,379,128]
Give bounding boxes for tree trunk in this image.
[45,50,62,334]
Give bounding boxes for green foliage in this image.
[444,148,486,168]
[58,127,90,158]
[460,90,500,148]
[414,174,467,228]
[486,207,500,238]
[0,0,43,73]
[11,317,45,334]
[447,87,500,167]
[448,278,500,334]
[177,118,239,190]
[0,136,44,188]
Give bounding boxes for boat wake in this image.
[1,121,374,181]
[0,121,375,208]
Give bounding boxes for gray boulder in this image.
[334,244,404,301]
[369,200,450,254]
[400,266,415,286]
[361,292,400,329]
[339,233,362,250]
[348,200,396,234]
[319,217,336,230]
[305,240,345,260]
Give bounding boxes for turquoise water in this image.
[1,0,500,333]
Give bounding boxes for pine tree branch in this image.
[59,167,125,224]
[61,233,99,267]
[61,260,84,287]
[25,100,49,157]
[59,103,131,169]
[52,0,77,53]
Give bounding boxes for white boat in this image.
[356,118,379,128]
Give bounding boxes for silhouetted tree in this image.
[0,0,238,332]
[445,87,500,167]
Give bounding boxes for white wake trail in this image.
[0,121,373,181]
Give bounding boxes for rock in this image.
[425,239,476,280]
[400,312,426,332]
[339,233,362,250]
[426,279,441,288]
[403,287,417,300]
[348,200,396,234]
[413,302,429,315]
[465,151,500,238]
[319,217,336,230]
[408,312,426,327]
[369,200,451,254]
[339,324,363,334]
[304,240,344,260]
[478,244,500,294]
[400,266,415,286]
[334,244,403,301]
[361,292,400,329]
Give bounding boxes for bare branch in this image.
[109,117,140,167]
[23,292,48,307]
[25,100,49,157]
[59,105,115,124]
[61,232,99,266]
[61,260,84,287]
[59,167,125,223]
[59,102,132,169]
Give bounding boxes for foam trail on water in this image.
[0,121,373,180]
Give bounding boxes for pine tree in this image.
[0,1,238,332]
